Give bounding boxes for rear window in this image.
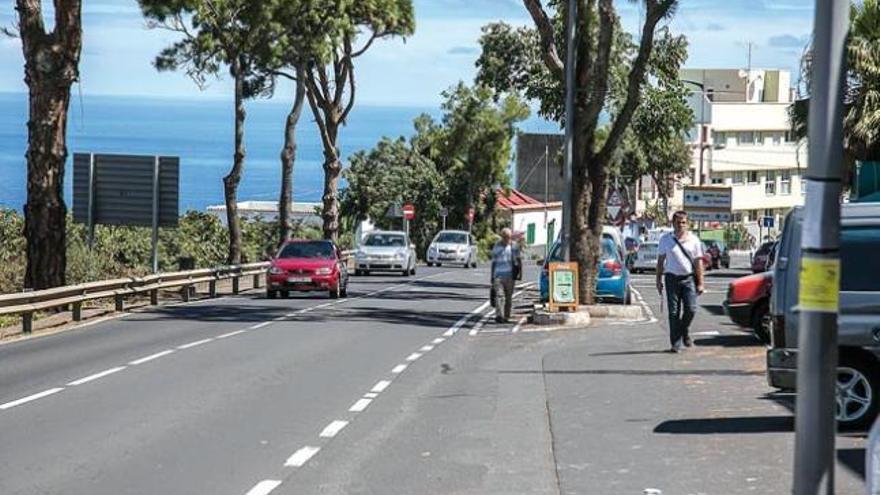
[841,226,880,291]
[364,234,406,247]
[435,232,467,244]
[279,241,335,259]
[601,239,619,260]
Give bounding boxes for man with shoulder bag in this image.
[656,211,705,353]
[490,228,521,323]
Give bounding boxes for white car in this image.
[631,241,659,273]
[426,230,477,268]
[355,231,417,276]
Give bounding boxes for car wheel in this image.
[280,291,290,299]
[402,268,410,277]
[340,281,348,298]
[329,285,341,299]
[410,265,416,275]
[836,352,880,431]
[472,260,478,268]
[363,270,371,276]
[437,263,442,267]
[267,290,277,299]
[355,269,363,276]
[751,301,770,344]
[427,262,434,267]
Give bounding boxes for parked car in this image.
[722,271,772,342]
[354,231,417,276]
[539,226,632,304]
[426,230,477,268]
[631,241,659,273]
[767,203,880,430]
[751,241,777,273]
[266,240,349,299]
[703,239,731,269]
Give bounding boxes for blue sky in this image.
[0,0,815,106]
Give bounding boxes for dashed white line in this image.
[0,387,64,410]
[249,322,271,330]
[469,310,496,336]
[284,446,321,467]
[419,345,434,352]
[364,392,379,398]
[67,366,126,386]
[128,349,175,365]
[177,338,213,349]
[391,364,408,374]
[216,329,247,339]
[244,479,282,495]
[349,398,372,412]
[405,352,422,362]
[443,301,491,336]
[431,338,445,345]
[371,380,391,393]
[319,420,349,438]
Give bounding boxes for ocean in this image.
[0,92,557,213]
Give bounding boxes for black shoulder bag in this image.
[671,236,696,277]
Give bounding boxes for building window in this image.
[526,223,536,245]
[711,173,724,185]
[748,171,759,184]
[733,212,743,222]
[749,210,759,222]
[733,171,744,185]
[765,171,776,195]
[784,130,798,143]
[737,131,757,146]
[780,170,791,195]
[772,132,783,145]
[713,132,726,147]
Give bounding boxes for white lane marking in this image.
[693,330,721,336]
[406,352,422,362]
[319,420,349,438]
[128,349,175,365]
[631,287,658,324]
[67,366,126,386]
[217,330,247,339]
[349,398,372,412]
[286,313,298,317]
[419,345,434,352]
[284,446,321,467]
[272,315,287,321]
[431,338,445,344]
[371,380,391,393]
[245,479,282,495]
[469,310,496,336]
[177,338,214,350]
[249,322,271,330]
[511,316,527,333]
[364,392,379,398]
[0,387,65,410]
[391,364,408,374]
[443,301,491,336]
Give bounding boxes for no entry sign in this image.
[403,204,415,220]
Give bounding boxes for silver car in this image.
[426,230,477,268]
[354,231,417,276]
[631,241,658,273]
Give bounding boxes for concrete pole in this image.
[793,1,848,493]
[561,0,577,261]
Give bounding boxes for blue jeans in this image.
[665,273,697,349]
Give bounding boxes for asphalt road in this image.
[0,265,519,495]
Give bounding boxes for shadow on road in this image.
[589,350,674,357]
[501,368,764,377]
[701,304,725,316]
[654,415,793,434]
[695,333,763,347]
[838,448,866,479]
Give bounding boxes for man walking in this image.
[656,211,705,352]
[491,227,520,323]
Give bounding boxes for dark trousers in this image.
[665,273,697,349]
[493,276,514,321]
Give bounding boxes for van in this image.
[766,203,880,429]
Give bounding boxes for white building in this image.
[637,68,806,240]
[496,189,562,256]
[206,201,323,226]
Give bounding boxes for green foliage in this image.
[0,209,25,294]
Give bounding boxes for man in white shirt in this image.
[656,211,705,353]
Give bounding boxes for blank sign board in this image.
[73,153,179,227]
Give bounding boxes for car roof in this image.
[366,230,406,236]
[283,239,332,244]
[435,230,468,235]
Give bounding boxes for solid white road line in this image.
[284,446,321,467]
[693,330,721,336]
[128,349,175,365]
[405,352,422,362]
[363,392,379,398]
[177,338,213,350]
[431,338,445,345]
[371,380,391,393]
[469,310,496,336]
[67,366,126,386]
[217,329,247,339]
[419,345,434,352]
[245,479,282,495]
[391,364,408,374]
[319,420,349,438]
[443,301,491,337]
[0,387,64,410]
[349,398,372,412]
[511,316,527,333]
[249,322,271,330]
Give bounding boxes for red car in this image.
[722,271,772,342]
[751,241,777,273]
[266,240,349,299]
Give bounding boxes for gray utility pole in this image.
[561,0,577,261]
[793,0,848,493]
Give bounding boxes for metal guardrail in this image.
[0,262,270,334]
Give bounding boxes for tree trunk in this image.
[278,71,307,246]
[224,57,246,265]
[321,120,341,241]
[17,0,83,290]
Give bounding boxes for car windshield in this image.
[364,233,406,247]
[278,241,335,259]
[435,232,467,244]
[601,239,619,260]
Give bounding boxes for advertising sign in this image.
[549,261,579,312]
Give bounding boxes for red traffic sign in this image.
[402,204,415,220]
[467,207,475,223]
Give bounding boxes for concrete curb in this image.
[529,304,645,329]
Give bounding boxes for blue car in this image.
[540,236,632,304]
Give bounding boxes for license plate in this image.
[287,276,311,283]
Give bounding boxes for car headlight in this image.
[395,249,407,259]
[356,250,366,259]
[315,267,332,275]
[268,266,284,275]
[429,245,438,254]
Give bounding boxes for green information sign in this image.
[553,270,576,303]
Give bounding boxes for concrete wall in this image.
[515,133,565,202]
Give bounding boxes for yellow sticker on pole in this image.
[799,257,840,313]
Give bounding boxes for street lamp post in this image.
[561,0,576,261]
